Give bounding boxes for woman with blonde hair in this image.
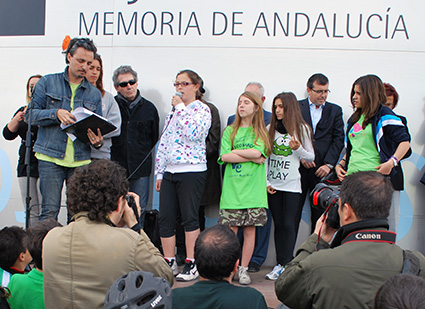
[218,91,272,285]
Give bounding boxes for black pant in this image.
[159,171,206,238]
[268,190,301,266]
[299,166,324,233]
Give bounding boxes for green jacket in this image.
[275,220,425,309]
[7,268,44,309]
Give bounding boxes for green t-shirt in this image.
[7,268,44,309]
[219,126,268,210]
[36,82,91,168]
[347,114,381,175]
[172,280,268,309]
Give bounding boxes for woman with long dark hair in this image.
[265,92,314,280]
[86,53,121,159]
[336,75,410,183]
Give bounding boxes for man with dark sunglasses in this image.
[111,65,159,228]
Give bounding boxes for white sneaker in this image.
[265,264,284,280]
[238,266,251,285]
[166,259,179,276]
[176,260,199,282]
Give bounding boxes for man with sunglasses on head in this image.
[25,37,103,222]
[111,65,159,228]
[298,73,345,232]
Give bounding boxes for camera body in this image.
[310,183,340,229]
[125,194,139,223]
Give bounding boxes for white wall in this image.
[1,0,424,253]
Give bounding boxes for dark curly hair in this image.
[26,219,62,270]
[67,160,129,222]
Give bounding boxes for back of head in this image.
[104,270,172,309]
[307,73,329,89]
[383,82,399,108]
[245,81,265,98]
[112,65,138,87]
[26,219,62,270]
[194,225,241,281]
[64,37,97,64]
[339,171,393,220]
[374,274,425,309]
[67,159,129,222]
[0,226,27,270]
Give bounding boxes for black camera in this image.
[310,183,340,229]
[125,194,139,223]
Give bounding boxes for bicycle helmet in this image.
[104,271,172,309]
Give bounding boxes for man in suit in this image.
[299,73,344,232]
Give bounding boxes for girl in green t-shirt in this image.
[218,91,272,285]
[335,75,410,181]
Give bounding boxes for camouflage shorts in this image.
[218,208,268,227]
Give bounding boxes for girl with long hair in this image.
[218,91,272,285]
[86,53,121,159]
[155,69,211,282]
[265,92,314,280]
[335,75,410,181]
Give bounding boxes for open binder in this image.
[61,107,117,144]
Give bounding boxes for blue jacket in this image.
[26,68,102,161]
[345,105,410,177]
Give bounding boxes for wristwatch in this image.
[326,163,334,170]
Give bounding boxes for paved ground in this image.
[172,265,282,308]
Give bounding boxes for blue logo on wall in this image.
[0,0,46,36]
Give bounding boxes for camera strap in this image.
[341,229,396,245]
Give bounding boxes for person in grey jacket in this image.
[275,171,425,309]
[86,53,121,159]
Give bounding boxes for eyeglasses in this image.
[174,81,194,87]
[118,79,137,87]
[311,89,331,94]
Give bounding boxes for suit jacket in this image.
[299,98,344,168]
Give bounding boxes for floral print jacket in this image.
[155,100,211,179]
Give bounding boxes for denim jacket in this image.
[25,67,102,161]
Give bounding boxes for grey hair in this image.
[112,65,138,87]
[245,81,265,98]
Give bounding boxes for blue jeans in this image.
[38,160,75,222]
[129,176,150,228]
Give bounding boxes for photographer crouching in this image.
[275,171,425,308]
[42,159,173,309]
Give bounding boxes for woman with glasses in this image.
[335,75,410,188]
[3,74,42,227]
[85,53,121,159]
[155,69,211,282]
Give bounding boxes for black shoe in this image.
[247,262,260,272]
[176,260,199,282]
